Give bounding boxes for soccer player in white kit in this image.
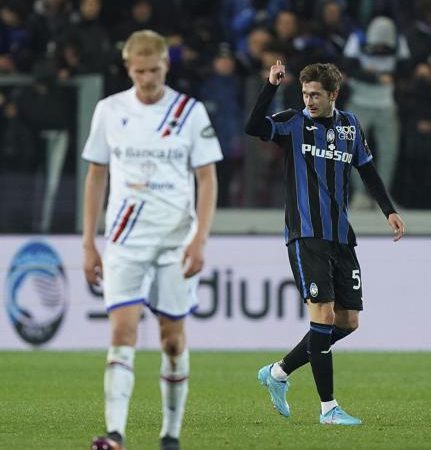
[82,30,222,450]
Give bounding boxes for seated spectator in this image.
[343,16,411,209]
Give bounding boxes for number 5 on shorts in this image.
[352,269,361,290]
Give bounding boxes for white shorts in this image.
[103,243,199,319]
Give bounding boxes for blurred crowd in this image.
[1,0,431,232]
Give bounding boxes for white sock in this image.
[160,350,189,439]
[270,362,288,381]
[104,346,135,437]
[321,399,339,415]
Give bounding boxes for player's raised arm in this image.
[245,59,286,139]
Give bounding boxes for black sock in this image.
[308,322,334,402]
[280,326,354,375]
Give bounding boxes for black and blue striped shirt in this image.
[245,81,394,246]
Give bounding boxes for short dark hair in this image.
[299,63,343,92]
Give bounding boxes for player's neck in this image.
[135,86,165,105]
[321,105,335,118]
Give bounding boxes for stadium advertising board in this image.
[0,235,429,350]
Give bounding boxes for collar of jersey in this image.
[302,107,341,123]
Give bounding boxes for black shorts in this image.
[287,237,363,311]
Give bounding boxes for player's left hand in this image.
[182,238,205,278]
[388,213,406,242]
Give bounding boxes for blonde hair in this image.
[122,30,168,61]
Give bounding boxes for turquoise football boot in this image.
[320,406,362,425]
[257,364,290,417]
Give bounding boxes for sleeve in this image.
[244,81,279,140]
[352,117,373,168]
[81,100,110,164]
[357,161,396,217]
[189,101,223,168]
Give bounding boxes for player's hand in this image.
[269,59,285,86]
[388,213,405,242]
[83,245,103,285]
[182,237,205,278]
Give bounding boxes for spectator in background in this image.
[347,0,403,27]
[396,62,431,207]
[406,0,431,66]
[60,0,111,74]
[200,45,244,207]
[311,0,350,61]
[55,36,89,79]
[29,0,72,60]
[343,16,411,209]
[236,26,274,76]
[111,0,157,47]
[0,0,33,73]
[220,0,290,53]
[166,32,211,97]
[272,9,303,72]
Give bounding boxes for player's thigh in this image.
[109,303,143,345]
[287,238,335,303]
[333,244,363,311]
[103,244,154,309]
[149,261,199,318]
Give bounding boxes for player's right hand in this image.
[269,60,285,86]
[388,213,406,242]
[83,245,103,285]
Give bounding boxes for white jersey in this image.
[82,86,223,246]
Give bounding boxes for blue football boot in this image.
[320,406,362,425]
[257,364,290,417]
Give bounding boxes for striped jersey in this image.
[82,86,223,246]
[267,107,372,245]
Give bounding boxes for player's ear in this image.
[330,90,339,102]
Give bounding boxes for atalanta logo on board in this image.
[5,241,68,345]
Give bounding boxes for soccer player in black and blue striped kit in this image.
[245,61,405,425]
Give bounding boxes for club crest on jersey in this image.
[327,129,335,143]
[310,282,318,298]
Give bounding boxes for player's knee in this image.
[161,333,184,356]
[336,317,359,332]
[111,323,137,346]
